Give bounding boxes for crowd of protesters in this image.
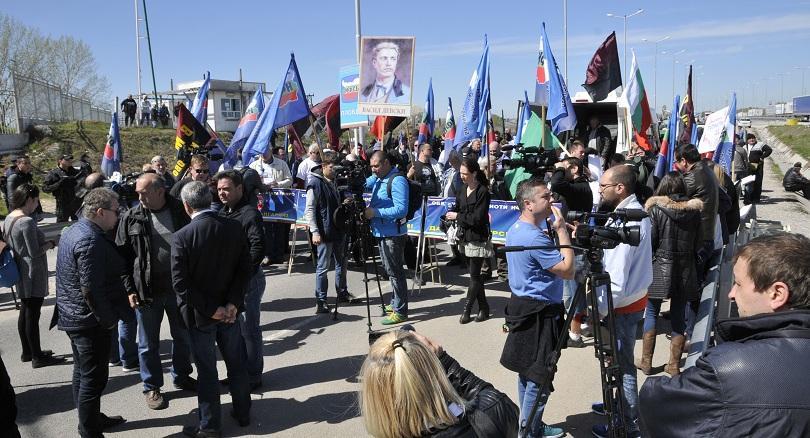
[1,121,810,438]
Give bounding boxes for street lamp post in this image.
[607,8,644,83]
[642,35,670,116]
[794,66,810,96]
[664,49,686,103]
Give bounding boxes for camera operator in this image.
[640,233,810,437]
[364,151,410,325]
[360,329,519,437]
[590,165,652,438]
[305,151,360,314]
[500,178,574,438]
[446,157,493,324]
[115,173,195,409]
[549,157,593,348]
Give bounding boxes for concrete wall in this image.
[0,133,28,154]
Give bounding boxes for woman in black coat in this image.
[638,172,702,376]
[445,157,492,324]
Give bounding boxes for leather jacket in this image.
[682,160,718,242]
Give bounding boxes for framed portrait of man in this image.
[357,36,415,117]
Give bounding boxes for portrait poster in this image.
[357,36,415,117]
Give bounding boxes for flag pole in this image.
[541,105,547,149]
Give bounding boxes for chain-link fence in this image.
[3,72,110,133]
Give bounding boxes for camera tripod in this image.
[498,245,629,438]
[412,194,430,293]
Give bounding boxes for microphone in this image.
[615,208,648,221]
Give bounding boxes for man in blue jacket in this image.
[364,151,409,325]
[56,188,128,437]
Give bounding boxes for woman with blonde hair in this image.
[359,329,518,437]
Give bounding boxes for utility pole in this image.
[133,0,142,109]
[354,0,364,153]
[563,0,568,87]
[142,0,159,106]
[642,35,670,115]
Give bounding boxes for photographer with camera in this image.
[499,178,574,438]
[360,328,519,437]
[640,233,810,437]
[364,151,410,325]
[304,151,360,314]
[116,173,195,410]
[446,157,493,324]
[589,165,652,438]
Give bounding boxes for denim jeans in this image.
[518,374,550,437]
[240,267,266,384]
[562,253,586,315]
[315,235,348,302]
[135,291,194,391]
[188,321,251,431]
[378,235,408,316]
[644,297,686,335]
[613,310,643,433]
[68,326,112,438]
[109,306,138,368]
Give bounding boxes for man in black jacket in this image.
[56,188,128,437]
[783,162,810,199]
[121,95,138,127]
[675,143,719,276]
[640,233,810,437]
[586,116,613,170]
[43,154,82,222]
[116,173,195,410]
[216,170,266,390]
[172,181,252,436]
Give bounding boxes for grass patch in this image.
[20,121,232,186]
[768,125,810,161]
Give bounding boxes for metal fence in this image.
[4,72,110,133]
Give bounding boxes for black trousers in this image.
[0,353,21,437]
[466,257,489,311]
[18,297,44,359]
[67,326,112,438]
[124,112,135,126]
[263,221,291,260]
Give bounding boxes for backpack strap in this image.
[3,215,25,257]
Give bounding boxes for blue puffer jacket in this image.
[56,218,128,331]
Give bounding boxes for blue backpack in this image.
[0,217,23,288]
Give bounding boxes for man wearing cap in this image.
[783,162,810,199]
[43,154,82,222]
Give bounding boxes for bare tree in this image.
[47,35,110,102]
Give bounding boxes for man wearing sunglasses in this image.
[170,155,221,212]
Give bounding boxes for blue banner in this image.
[339,64,368,128]
[260,189,520,244]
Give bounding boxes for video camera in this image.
[109,171,143,208]
[565,209,647,249]
[500,143,559,175]
[333,157,370,195]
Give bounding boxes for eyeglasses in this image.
[599,183,620,190]
[194,169,210,174]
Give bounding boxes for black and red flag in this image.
[678,65,695,146]
[173,103,213,178]
[582,32,622,102]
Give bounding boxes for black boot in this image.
[474,289,490,322]
[459,300,473,324]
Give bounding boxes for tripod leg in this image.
[372,243,386,316]
[413,196,428,293]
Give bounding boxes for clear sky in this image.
[4,0,810,118]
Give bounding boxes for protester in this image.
[393,139,413,173]
[304,151,358,314]
[744,133,772,203]
[1,156,17,211]
[591,165,652,438]
[500,178,574,438]
[7,156,33,196]
[446,157,493,324]
[360,329,519,438]
[441,151,465,268]
[407,144,442,192]
[586,116,613,170]
[462,138,483,162]
[121,95,137,127]
[640,233,810,436]
[674,143,718,280]
[56,188,128,437]
[732,136,749,182]
[170,154,221,211]
[150,155,176,190]
[638,172,702,376]
[150,106,159,128]
[783,162,810,199]
[249,147,293,265]
[710,161,740,243]
[172,181,252,436]
[4,184,62,368]
[140,97,151,126]
[116,173,195,410]
[216,170,266,390]
[159,103,170,128]
[364,151,410,325]
[295,143,322,187]
[43,154,82,222]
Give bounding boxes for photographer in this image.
[43,154,82,222]
[360,329,519,437]
[364,151,410,325]
[549,157,593,348]
[305,151,359,314]
[640,233,810,437]
[446,157,492,324]
[590,165,652,438]
[500,178,574,438]
[116,173,195,409]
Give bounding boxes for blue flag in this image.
[714,92,737,174]
[515,90,531,144]
[191,72,210,125]
[242,54,312,163]
[453,36,491,149]
[690,122,699,145]
[226,86,265,166]
[417,79,435,144]
[101,112,122,177]
[654,94,681,179]
[541,23,577,134]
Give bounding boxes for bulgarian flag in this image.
[622,51,653,151]
[439,97,457,165]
